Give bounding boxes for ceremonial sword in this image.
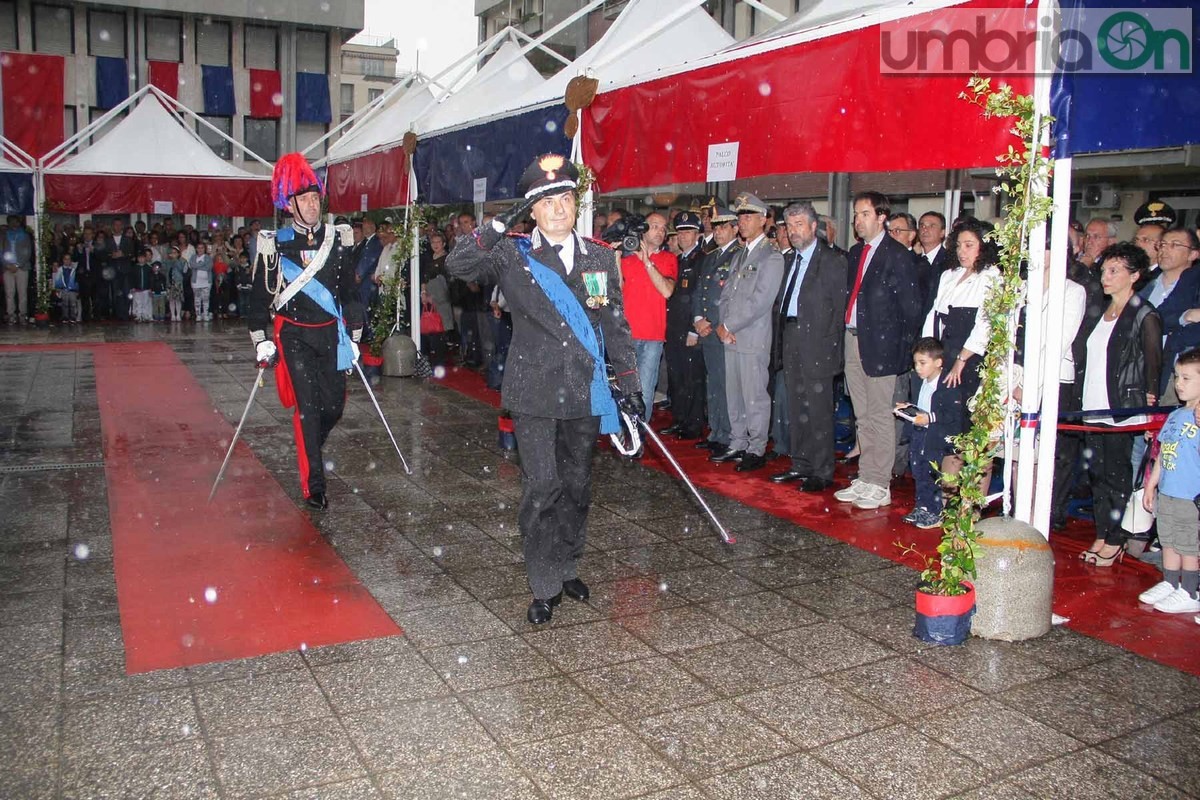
[353,361,413,475]
[610,407,735,545]
[208,366,266,502]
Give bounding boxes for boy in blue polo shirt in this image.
[1139,348,1200,616]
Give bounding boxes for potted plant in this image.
[897,77,1053,646]
[365,205,427,378]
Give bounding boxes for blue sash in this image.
[515,237,619,434]
[277,227,355,371]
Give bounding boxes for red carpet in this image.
[4,343,401,674]
[435,364,1200,677]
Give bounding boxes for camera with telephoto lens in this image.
[601,213,649,254]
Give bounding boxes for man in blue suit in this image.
[354,217,383,307]
[834,191,924,510]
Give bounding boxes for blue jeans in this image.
[634,339,664,403]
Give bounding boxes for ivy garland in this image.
[36,201,56,317]
[900,77,1055,596]
[368,205,428,355]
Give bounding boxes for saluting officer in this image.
[446,154,642,625]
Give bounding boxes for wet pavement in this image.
[1,321,1198,800]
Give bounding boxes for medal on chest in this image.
[582,270,609,308]
[300,249,316,267]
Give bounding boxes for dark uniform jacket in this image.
[446,229,639,419]
[247,223,363,337]
[845,234,924,377]
[691,241,741,331]
[666,244,704,347]
[770,241,849,375]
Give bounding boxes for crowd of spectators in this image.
[1,215,260,325]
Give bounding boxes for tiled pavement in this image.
[2,322,1199,800]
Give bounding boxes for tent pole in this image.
[1014,0,1057,527]
[572,111,593,238]
[1034,157,1071,535]
[407,155,421,352]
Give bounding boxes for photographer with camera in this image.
[618,212,677,416]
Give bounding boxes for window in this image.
[295,29,328,73]
[339,84,354,117]
[33,4,73,54]
[244,25,278,70]
[64,106,76,140]
[196,18,230,67]
[361,55,391,78]
[88,9,126,58]
[145,16,182,62]
[367,88,384,103]
[295,122,327,158]
[0,2,16,50]
[244,118,278,162]
[197,115,232,160]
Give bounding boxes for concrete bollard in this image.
[381,335,417,377]
[971,516,1054,641]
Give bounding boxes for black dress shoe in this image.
[799,476,835,492]
[305,492,329,510]
[562,578,590,602]
[658,423,682,435]
[735,453,768,472]
[769,469,806,484]
[675,428,703,440]
[527,592,563,625]
[694,439,715,449]
[710,449,746,463]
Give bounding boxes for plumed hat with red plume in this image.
[272,152,324,211]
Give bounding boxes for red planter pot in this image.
[913,582,976,646]
[361,352,384,367]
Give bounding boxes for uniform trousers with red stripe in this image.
[276,317,346,497]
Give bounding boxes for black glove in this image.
[618,391,646,421]
[478,196,538,249]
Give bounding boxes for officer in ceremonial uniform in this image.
[447,154,642,625]
[691,206,742,455]
[247,153,363,511]
[661,211,707,440]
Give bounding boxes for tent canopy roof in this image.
[513,0,734,110]
[45,95,266,179]
[415,38,545,136]
[327,82,438,162]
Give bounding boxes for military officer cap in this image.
[518,153,579,202]
[673,211,702,231]
[333,215,350,226]
[733,192,769,216]
[711,206,737,224]
[1134,200,1177,228]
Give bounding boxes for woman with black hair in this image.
[1076,241,1163,566]
[921,217,1002,422]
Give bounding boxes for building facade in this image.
[339,35,403,127]
[0,0,365,172]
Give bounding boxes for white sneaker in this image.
[853,483,892,510]
[1138,580,1176,606]
[1153,587,1200,614]
[834,479,865,503]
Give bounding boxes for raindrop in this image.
[665,142,673,152]
[434,366,447,379]
[457,655,469,665]
[658,581,669,592]
[432,546,444,557]
[98,29,111,42]
[73,543,90,560]
[182,724,192,736]
[758,82,772,96]
[272,93,284,107]
[181,633,195,647]
[320,1,330,10]
[204,587,218,603]
[299,642,308,652]
[325,460,335,471]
